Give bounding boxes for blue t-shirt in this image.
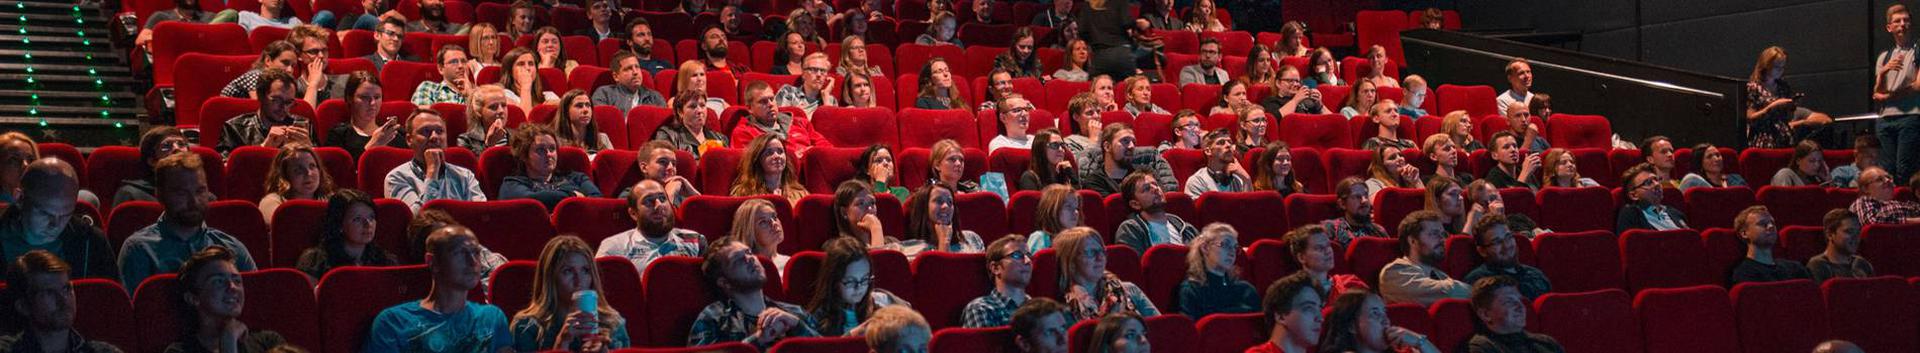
[364,301,514,353]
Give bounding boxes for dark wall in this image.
[1449,0,1882,116]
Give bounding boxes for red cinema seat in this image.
[695,147,744,194]
[799,146,870,194]
[929,326,1013,353]
[1342,237,1399,286]
[378,61,444,105]
[317,265,433,353]
[911,252,992,329]
[475,145,590,200]
[790,194,905,255]
[1544,114,1612,149]
[1202,31,1255,57]
[954,192,1010,243]
[1143,314,1199,353]
[1777,225,1827,265]
[1533,289,1641,353]
[1139,244,1190,310]
[205,199,272,262]
[1757,185,1830,227]
[1561,147,1616,188]
[611,343,757,353]
[1823,276,1920,353]
[1425,299,1475,351]
[34,143,84,187]
[1160,148,1205,191]
[107,201,164,250]
[133,269,322,353]
[895,147,988,191]
[1196,191,1290,243]
[1278,113,1352,149]
[1043,80,1090,121]
[1859,223,1920,277]
[553,197,636,247]
[85,146,144,202]
[1536,186,1614,232]
[1323,148,1373,182]
[1349,114,1416,148]
[813,107,903,148]
[270,198,415,268]
[1027,249,1061,299]
[584,149,691,204]
[1435,84,1499,118]
[594,256,649,340]
[1620,229,1715,292]
[1531,230,1623,293]
[1097,193,1197,245]
[221,146,281,202]
[1699,228,1749,277]
[1636,285,1739,353]
[422,199,556,260]
[151,23,252,87]
[1283,194,1340,238]
[487,260,538,315]
[987,148,1032,188]
[1355,10,1407,68]
[622,105,674,146]
[1673,146,1740,179]
[899,108,982,149]
[1369,187,1427,237]
[70,279,136,351]
[639,256,711,346]
[1739,148,1796,185]
[1195,313,1265,353]
[1129,112,1178,148]
[1684,187,1756,230]
[767,336,869,353]
[976,108,1056,145]
[677,195,794,246]
[959,45,1007,81]
[1731,279,1829,353]
[1245,239,1301,297]
[171,54,257,129]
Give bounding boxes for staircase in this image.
[0,0,142,146]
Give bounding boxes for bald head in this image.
[21,158,77,199]
[1813,341,1863,353]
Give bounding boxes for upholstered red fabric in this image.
[1859,223,1920,277]
[798,146,868,194]
[677,195,794,245]
[1368,187,1426,237]
[1139,244,1189,310]
[928,326,1013,353]
[895,147,988,191]
[1822,276,1920,353]
[1341,236,1399,285]
[1194,312,1265,353]
[1278,114,1351,149]
[1195,191,1289,243]
[316,265,433,353]
[1636,285,1739,353]
[105,201,163,249]
[70,279,136,351]
[1535,186,1614,232]
[813,106,903,148]
[422,199,556,259]
[899,108,983,149]
[553,197,636,247]
[1682,186,1755,230]
[1757,185,1830,227]
[1425,299,1474,351]
[910,252,991,329]
[1545,114,1613,149]
[1620,229,1715,292]
[1531,230,1623,293]
[1434,84,1499,118]
[1534,289,1641,353]
[1730,279,1829,353]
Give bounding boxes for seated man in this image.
[118,153,259,288]
[980,69,1016,111]
[412,45,474,107]
[1322,177,1388,249]
[1358,100,1415,151]
[1727,206,1810,285]
[593,51,667,113]
[1482,131,1538,189]
[1378,210,1469,306]
[623,18,673,74]
[1178,38,1231,86]
[1114,172,1199,252]
[363,18,417,72]
[218,68,312,154]
[774,53,839,115]
[1246,273,1322,353]
[689,240,820,348]
[596,180,705,273]
[1500,101,1550,152]
[113,127,191,209]
[1008,298,1069,353]
[168,246,287,353]
[1617,163,1689,232]
[730,81,833,156]
[963,236,1034,328]
[574,0,625,41]
[1461,214,1550,300]
[235,0,303,32]
[623,141,701,204]
[385,110,486,211]
[365,226,514,353]
[0,158,117,281]
[1465,276,1565,353]
[859,306,930,353]
[1495,58,1535,109]
[1185,129,1251,194]
[0,251,126,353]
[1808,209,1874,281]
[1075,123,1177,195]
[407,0,470,35]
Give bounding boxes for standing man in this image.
[1877,4,1920,181]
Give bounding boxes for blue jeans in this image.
[1878,114,1920,181]
[311,11,380,30]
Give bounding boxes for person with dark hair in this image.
[326,72,405,159]
[363,18,415,72]
[385,110,486,211]
[994,29,1045,78]
[1771,140,1834,186]
[689,240,819,348]
[1482,131,1539,189]
[1174,224,1257,318]
[294,189,398,279]
[1186,129,1250,195]
[1808,209,1873,281]
[913,58,969,110]
[963,235,1033,328]
[902,183,984,254]
[653,91,728,159]
[831,180,887,248]
[851,144,910,200]
[574,0,624,41]
[0,251,125,353]
[167,246,286,353]
[597,179,703,274]
[219,67,312,154]
[1322,177,1387,249]
[728,135,810,206]
[406,0,469,34]
[112,127,191,209]
[365,226,514,353]
[1008,298,1069,353]
[499,124,601,208]
[1461,214,1549,301]
[1678,143,1747,190]
[1495,58,1535,109]
[1179,38,1230,86]
[989,95,1036,153]
[1021,130,1080,191]
[1464,276,1564,353]
[1315,291,1438,353]
[1085,313,1150,353]
[593,51,667,113]
[1252,142,1305,196]
[623,18,671,74]
[510,236,630,351]
[1378,211,1468,306]
[1113,171,1198,252]
[1727,206,1810,285]
[699,26,742,75]
[1261,66,1328,116]
[257,143,337,221]
[1617,163,1689,232]
[549,90,613,154]
[411,45,473,106]
[1077,123,1177,195]
[807,237,909,336]
[0,159,116,281]
[119,153,259,289]
[1246,273,1322,353]
[732,81,834,156]
[775,53,839,115]
[1829,136,1880,187]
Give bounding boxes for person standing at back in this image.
[1877,4,1920,182]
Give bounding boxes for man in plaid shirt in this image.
[689,241,819,349]
[962,236,1034,327]
[597,180,705,273]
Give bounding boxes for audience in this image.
[1423,135,1475,185]
[1323,177,1388,249]
[841,73,882,108]
[832,180,888,248]
[407,0,469,34]
[915,13,963,47]
[411,45,474,107]
[502,1,538,38]
[1746,46,1833,149]
[926,140,980,192]
[1496,58,1536,108]
[861,305,930,352]
[592,51,667,114]
[114,127,192,209]
[1175,224,1258,318]
[1829,136,1880,187]
[1120,76,1169,118]
[597,179,705,273]
[467,24,503,73]
[1772,140,1834,186]
[577,0,624,41]
[119,153,259,288]
[361,18,414,72]
[1379,210,1469,306]
[689,240,820,348]
[1303,48,1342,88]
[365,226,515,353]
[964,235,1034,327]
[836,36,886,77]
[1363,146,1423,199]
[1086,313,1150,353]
[733,81,834,155]
[1262,66,1328,116]
[1185,0,1227,32]
[218,68,311,153]
[1464,276,1565,353]
[1849,167,1920,224]
[726,198,792,271]
[1617,163,1689,232]
[989,94,1037,153]
[1179,38,1231,86]
[1214,80,1255,117]
[169,246,287,353]
[624,19,672,74]
[1114,171,1199,252]
[775,53,839,115]
[1359,101,1414,150]
[1186,130,1251,194]
[0,251,124,353]
[385,109,486,211]
[654,91,728,159]
[1316,291,1439,353]
[1009,299,1070,353]
[1483,131,1540,189]
[257,143,336,220]
[904,183,985,253]
[1726,206,1810,285]
[1245,273,1321,353]
[1536,148,1599,188]
[1252,142,1305,197]
[1078,123,1177,195]
[533,28,580,73]
[1399,76,1431,119]
[293,189,397,279]
[0,158,116,281]
[1055,227,1158,321]
[1089,76,1120,112]
[511,235,630,352]
[1462,214,1551,300]
[1637,136,1676,186]
[1679,143,1748,190]
[1359,45,1400,89]
[1425,176,1467,234]
[1164,111,1204,150]
[1339,81,1380,120]
[913,58,969,110]
[676,59,732,112]
[458,84,514,152]
[326,72,405,159]
[1502,102,1552,153]
[499,124,601,208]
[236,0,302,32]
[213,38,300,101]
[1062,93,1105,153]
[995,29,1045,78]
[1808,209,1874,281]
[729,135,810,204]
[1025,185,1083,253]
[852,144,910,199]
[1284,224,1366,299]
[1439,111,1484,152]
[808,237,911,336]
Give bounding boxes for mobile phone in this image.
[292,117,311,131]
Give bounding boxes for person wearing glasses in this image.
[1616,163,1690,233]
[1178,38,1231,86]
[963,236,1035,328]
[218,68,312,154]
[112,127,191,210]
[1161,111,1204,150]
[807,237,909,336]
[1175,224,1258,319]
[989,95,1037,153]
[775,53,839,115]
[362,19,415,72]
[1463,277,1565,353]
[1848,167,1920,225]
[1054,227,1158,321]
[1261,66,1328,117]
[1461,214,1549,301]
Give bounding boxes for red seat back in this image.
[172,54,258,128]
[910,252,992,329]
[789,193,905,255]
[106,201,165,249]
[486,260,539,315]
[71,279,136,351]
[1196,191,1290,243]
[677,195,795,246]
[1731,279,1830,353]
[1635,285,1739,353]
[898,108,983,149]
[1739,148,1796,186]
[1534,289,1640,353]
[1434,84,1499,118]
[929,326,1013,353]
[1536,186,1615,232]
[640,256,711,346]
[152,23,253,87]
[378,61,445,106]
[1283,194,1340,237]
[1823,276,1920,353]
[895,147,988,191]
[812,107,903,148]
[1278,113,1351,149]
[269,198,415,268]
[317,265,433,353]
[422,199,557,259]
[1532,230,1624,293]
[1859,223,1920,277]
[1620,229,1715,292]
[1341,237,1399,286]
[1368,187,1427,237]
[1194,313,1265,353]
[1139,244,1190,310]
[1757,185,1831,227]
[553,197,637,247]
[767,336,869,353]
[1545,114,1613,149]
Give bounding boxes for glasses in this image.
[1006,106,1034,114]
[1047,142,1069,150]
[840,275,874,288]
[1278,78,1302,84]
[302,48,327,56]
[803,67,830,73]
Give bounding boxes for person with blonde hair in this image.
[1399,75,1431,118]
[1120,76,1169,118]
[510,236,630,351]
[725,198,792,270]
[729,135,810,206]
[465,23,502,72]
[1363,146,1423,199]
[457,84,512,152]
[1746,46,1833,149]
[926,139,979,192]
[836,36,886,76]
[1537,148,1599,188]
[675,60,731,113]
[1359,100,1414,151]
[1876,3,1920,182]
[1439,111,1483,152]
[258,143,337,221]
[1360,45,1400,88]
[915,13,964,47]
[860,305,930,353]
[1054,227,1159,321]
[1423,135,1474,185]
[775,52,839,115]
[1175,223,1258,318]
[1025,185,1083,252]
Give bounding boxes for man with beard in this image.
[1184,129,1249,194]
[597,180,705,274]
[700,25,742,75]
[1378,210,1469,306]
[1464,276,1564,353]
[407,0,470,35]
[1321,177,1387,249]
[962,235,1035,328]
[1808,209,1874,281]
[1462,214,1550,301]
[1727,206,1810,285]
[0,159,117,281]
[0,251,125,353]
[218,69,311,154]
[386,110,485,211]
[117,153,258,290]
[623,18,671,74]
[773,53,837,115]
[1113,171,1198,253]
[1075,123,1177,195]
[366,226,515,353]
[688,240,820,349]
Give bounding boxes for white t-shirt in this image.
[989,135,1033,154]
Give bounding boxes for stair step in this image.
[0,23,97,36]
[0,62,130,75]
[0,49,126,65]
[0,104,139,115]
[7,12,110,27]
[0,0,104,12]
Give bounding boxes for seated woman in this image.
[1051,40,1091,82]
[1440,111,1485,152]
[913,58,969,110]
[1771,140,1833,187]
[1339,80,1380,120]
[170,246,288,353]
[726,198,793,271]
[914,13,964,47]
[325,72,404,160]
[1175,224,1259,319]
[729,135,810,205]
[1537,148,1600,188]
[654,90,729,159]
[258,143,338,222]
[992,29,1044,78]
[219,41,314,101]
[905,183,985,254]
[1304,48,1342,88]
[500,124,601,208]
[295,189,398,279]
[853,144,910,200]
[927,139,980,192]
[841,73,882,108]
[807,237,912,336]
[1086,313,1151,353]
[459,85,513,152]
[675,60,731,113]
[511,235,631,351]
[1119,76,1169,117]
[550,90,612,154]
[769,32,809,75]
[533,27,580,73]
[1286,224,1368,298]
[1252,141,1305,197]
[833,180,889,247]
[1026,185,1083,253]
[1020,129,1080,191]
[1425,176,1468,234]
[1317,291,1441,353]
[836,36,886,77]
[1359,45,1401,89]
[1211,80,1255,116]
[1363,146,1424,199]
[1054,227,1159,321]
[1680,143,1748,190]
[499,48,559,112]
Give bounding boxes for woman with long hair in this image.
[994,28,1044,78]
[1021,129,1080,191]
[1679,143,1748,190]
[219,40,305,99]
[500,124,602,208]
[1363,146,1423,198]
[836,36,885,77]
[807,237,911,336]
[1304,47,1341,88]
[770,32,809,75]
[1055,227,1159,321]
[499,47,558,111]
[842,73,881,108]
[325,72,402,160]
[653,89,728,158]
[1252,141,1304,197]
[467,23,503,73]
[1745,46,1831,149]
[1439,111,1484,152]
[853,144,910,199]
[833,180,888,247]
[1085,313,1151,353]
[1771,140,1833,187]
[294,189,397,278]
[1424,176,1467,234]
[1276,22,1311,58]
[1537,148,1599,188]
[675,60,731,112]
[1236,109,1271,152]
[1339,80,1379,119]
[510,236,630,351]
[1026,184,1083,253]
[1316,291,1439,353]
[904,183,984,253]
[1052,39,1092,82]
[729,135,809,205]
[259,143,337,221]
[549,89,611,153]
[926,139,979,192]
[1183,0,1226,32]
[1175,224,1258,318]
[1212,79,1254,116]
[915,12,963,47]
[1246,45,1279,87]
[913,58,969,110]
[533,27,578,73]
[725,198,792,270]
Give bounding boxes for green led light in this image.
[37,120,46,126]
[100,111,110,117]
[87,69,96,75]
[16,28,24,34]
[23,53,31,59]
[21,38,29,44]
[74,18,82,24]
[29,94,37,100]
[14,3,22,8]
[24,77,33,83]
[76,31,84,37]
[72,6,80,11]
[23,67,32,73]
[92,79,101,85]
[81,39,89,46]
[100,95,108,100]
[19,15,27,21]
[113,122,123,128]
[27,109,37,115]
